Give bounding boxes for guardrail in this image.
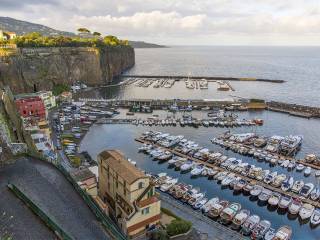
[7,183,72,240]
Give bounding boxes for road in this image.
[159,193,246,240]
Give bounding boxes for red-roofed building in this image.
[15,96,46,120]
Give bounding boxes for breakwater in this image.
[267,101,320,119]
[121,75,285,83]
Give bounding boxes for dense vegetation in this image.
[52,84,70,96]
[166,219,192,237]
[0,31,129,48]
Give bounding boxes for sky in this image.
[0,0,320,46]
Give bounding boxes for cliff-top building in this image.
[98,150,161,238]
[0,29,16,41]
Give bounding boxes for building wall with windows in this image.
[15,96,46,120]
[98,150,161,238]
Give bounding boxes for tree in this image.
[77,28,90,33]
[93,32,101,36]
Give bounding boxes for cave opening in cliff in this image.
[33,84,37,92]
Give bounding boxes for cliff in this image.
[0,46,135,93]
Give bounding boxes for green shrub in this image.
[250,98,265,103]
[52,84,70,96]
[166,219,192,237]
[149,229,169,240]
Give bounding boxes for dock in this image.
[135,138,320,208]
[122,75,286,83]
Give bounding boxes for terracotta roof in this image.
[137,196,159,208]
[71,168,95,182]
[99,150,147,184]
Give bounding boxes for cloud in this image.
[0,0,319,45]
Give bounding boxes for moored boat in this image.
[268,192,281,206]
[272,225,292,240]
[219,202,241,224]
[310,209,320,226]
[278,195,292,209]
[299,203,315,220]
[288,198,302,215]
[231,209,250,230]
[207,200,229,219]
[258,189,272,202]
[241,214,260,236]
[201,197,219,213]
[251,219,271,240]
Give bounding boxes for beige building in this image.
[0,30,16,41]
[98,150,161,238]
[37,91,56,110]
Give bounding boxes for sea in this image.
[79,46,320,239]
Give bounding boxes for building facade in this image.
[37,91,56,109]
[98,150,161,238]
[0,30,16,41]
[15,96,46,120]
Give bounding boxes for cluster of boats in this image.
[152,173,293,239]
[212,132,303,158]
[138,131,320,225]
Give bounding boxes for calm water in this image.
[81,46,320,106]
[80,110,320,240]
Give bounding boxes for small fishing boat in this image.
[292,180,304,193]
[289,198,302,215]
[310,187,320,201]
[243,183,254,194]
[299,203,315,220]
[207,200,229,219]
[258,189,272,202]
[234,179,247,192]
[250,185,264,197]
[281,176,294,192]
[272,174,287,188]
[278,195,292,209]
[264,228,275,240]
[273,225,292,240]
[268,192,281,206]
[264,172,277,184]
[231,209,250,230]
[219,202,241,224]
[180,160,194,172]
[251,219,271,240]
[300,183,314,198]
[201,197,219,213]
[304,167,312,176]
[221,173,236,187]
[310,209,320,226]
[241,215,260,236]
[160,178,178,192]
[188,192,205,206]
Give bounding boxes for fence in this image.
[7,183,72,240]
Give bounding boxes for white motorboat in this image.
[160,178,178,192]
[292,180,304,193]
[289,198,302,215]
[241,215,260,236]
[311,209,320,226]
[188,192,205,206]
[231,209,250,230]
[272,174,287,188]
[278,195,292,209]
[299,203,315,220]
[281,160,290,168]
[193,197,208,210]
[300,183,314,198]
[180,160,194,172]
[264,228,275,240]
[273,226,292,240]
[264,172,277,184]
[201,197,219,213]
[251,219,271,240]
[310,187,320,201]
[250,185,264,197]
[304,166,312,176]
[281,176,294,192]
[221,173,236,187]
[190,164,204,176]
[258,189,272,202]
[315,170,320,177]
[219,202,241,224]
[268,192,281,206]
[296,163,305,171]
[207,200,229,219]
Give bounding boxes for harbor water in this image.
[80,110,320,240]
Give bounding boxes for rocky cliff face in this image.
[0,46,135,93]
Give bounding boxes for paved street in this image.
[0,157,111,240]
[159,193,246,240]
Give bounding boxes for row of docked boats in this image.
[212,132,303,158]
[152,173,293,239]
[140,131,320,202]
[138,132,320,224]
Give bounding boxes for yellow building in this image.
[98,150,161,238]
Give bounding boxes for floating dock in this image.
[122,75,285,83]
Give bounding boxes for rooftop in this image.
[99,150,147,184]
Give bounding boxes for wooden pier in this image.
[121,75,285,83]
[135,138,320,208]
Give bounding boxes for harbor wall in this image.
[0,46,135,93]
[267,101,320,118]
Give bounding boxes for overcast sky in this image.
[1,0,320,45]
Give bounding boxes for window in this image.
[138,182,144,189]
[147,188,154,198]
[141,207,150,215]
